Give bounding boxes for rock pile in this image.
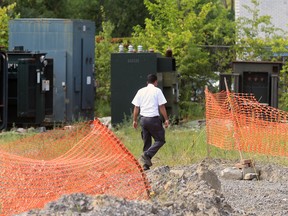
[16,160,288,216]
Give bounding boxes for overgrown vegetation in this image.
[0,3,18,49]
[0,131,33,143]
[95,20,118,117]
[114,121,288,167]
[0,119,286,167]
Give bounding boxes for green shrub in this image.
[179,101,205,121]
[95,99,111,117]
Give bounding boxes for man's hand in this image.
[133,121,138,129]
[133,106,140,129]
[164,119,169,128]
[159,105,169,128]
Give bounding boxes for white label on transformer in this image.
[87,76,91,85]
[37,72,40,83]
[42,80,50,91]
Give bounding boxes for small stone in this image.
[197,164,221,191]
[16,128,27,133]
[36,126,47,133]
[163,201,174,207]
[220,167,243,180]
[243,173,259,180]
[242,167,260,177]
[170,169,185,178]
[164,181,172,190]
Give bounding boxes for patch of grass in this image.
[95,99,111,117]
[1,120,287,167]
[114,123,234,167]
[114,123,288,167]
[0,131,35,144]
[179,101,205,120]
[0,132,36,155]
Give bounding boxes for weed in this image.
[116,122,288,167]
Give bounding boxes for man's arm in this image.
[133,106,140,129]
[159,104,169,128]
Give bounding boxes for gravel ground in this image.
[16,158,288,216]
[218,160,288,216]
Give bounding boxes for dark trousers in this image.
[140,116,166,159]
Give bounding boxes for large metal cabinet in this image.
[9,18,95,124]
[111,51,179,125]
[220,61,282,108]
[7,51,49,126]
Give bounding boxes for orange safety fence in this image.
[0,119,150,216]
[205,88,288,157]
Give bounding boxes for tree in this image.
[64,0,102,32]
[0,0,68,18]
[95,20,118,116]
[101,0,149,37]
[1,0,148,37]
[221,0,234,12]
[0,3,19,49]
[132,0,235,105]
[234,0,288,109]
[65,0,149,37]
[234,0,287,61]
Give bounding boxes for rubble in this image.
[16,160,288,216]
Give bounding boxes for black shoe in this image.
[143,164,150,171]
[141,154,152,167]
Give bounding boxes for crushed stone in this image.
[16,159,288,216]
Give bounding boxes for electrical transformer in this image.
[6,48,52,126]
[111,47,179,125]
[220,61,282,108]
[8,18,95,124]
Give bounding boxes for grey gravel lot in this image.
[218,161,288,216]
[16,158,288,216]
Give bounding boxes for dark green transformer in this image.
[111,49,179,125]
[7,48,53,127]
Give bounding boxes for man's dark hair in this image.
[147,74,157,83]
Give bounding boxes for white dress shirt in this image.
[132,84,167,117]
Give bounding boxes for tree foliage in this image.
[1,0,67,18]
[279,63,288,111]
[0,3,19,49]
[100,0,149,37]
[234,0,288,109]
[132,0,235,105]
[234,0,287,61]
[95,20,118,103]
[65,0,149,37]
[0,0,148,37]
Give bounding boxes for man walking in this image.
[132,74,169,170]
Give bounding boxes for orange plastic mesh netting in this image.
[205,88,288,157]
[0,119,150,216]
